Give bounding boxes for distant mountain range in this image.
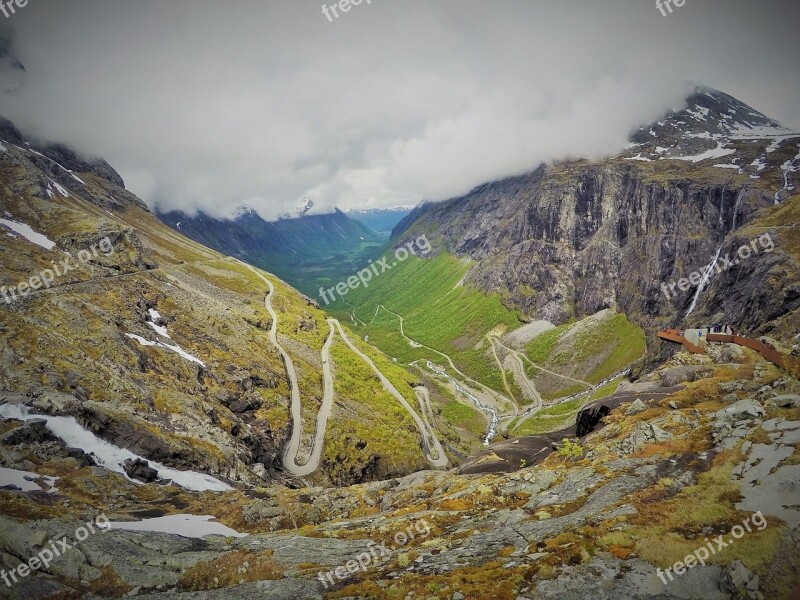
[156,206,384,295]
[155,204,416,294]
[345,206,415,235]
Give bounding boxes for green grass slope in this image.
[525,310,645,399]
[330,252,524,391]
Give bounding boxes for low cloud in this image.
[1,0,798,220]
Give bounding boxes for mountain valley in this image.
[1,82,799,600]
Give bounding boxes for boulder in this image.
[661,366,713,387]
[0,419,57,445]
[720,560,760,598]
[619,422,673,454]
[624,399,646,416]
[65,447,96,467]
[229,393,262,414]
[123,458,159,483]
[712,399,765,449]
[766,394,800,409]
[755,385,774,400]
[714,399,766,425]
[719,381,745,393]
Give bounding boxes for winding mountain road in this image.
[376,305,516,412]
[246,266,447,475]
[491,336,594,389]
[414,386,437,430]
[489,336,518,404]
[331,319,448,468]
[497,340,542,408]
[246,265,335,476]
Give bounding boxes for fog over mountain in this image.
[1,0,798,220]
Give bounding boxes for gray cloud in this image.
[1,0,798,220]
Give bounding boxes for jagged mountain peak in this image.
[297,196,314,216]
[621,86,799,188]
[681,86,785,135]
[278,196,314,220]
[631,85,790,147]
[232,204,257,220]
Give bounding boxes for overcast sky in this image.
[1,0,798,220]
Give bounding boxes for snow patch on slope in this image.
[0,404,230,492]
[0,467,58,493]
[670,142,735,164]
[126,334,205,367]
[50,180,69,197]
[0,218,57,250]
[109,515,246,539]
[146,309,171,339]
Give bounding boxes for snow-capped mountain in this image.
[622,87,799,202]
[346,205,416,234]
[277,197,314,220]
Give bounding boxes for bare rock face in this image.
[624,398,647,416]
[30,142,127,189]
[618,421,673,454]
[229,393,262,414]
[767,394,800,409]
[397,162,794,366]
[660,365,714,387]
[0,419,55,445]
[393,89,800,368]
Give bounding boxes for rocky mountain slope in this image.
[393,87,800,367]
[0,115,469,493]
[1,344,798,599]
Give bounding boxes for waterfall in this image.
[685,187,745,318]
[730,187,746,230]
[685,245,723,318]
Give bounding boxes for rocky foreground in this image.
[1,348,799,599]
